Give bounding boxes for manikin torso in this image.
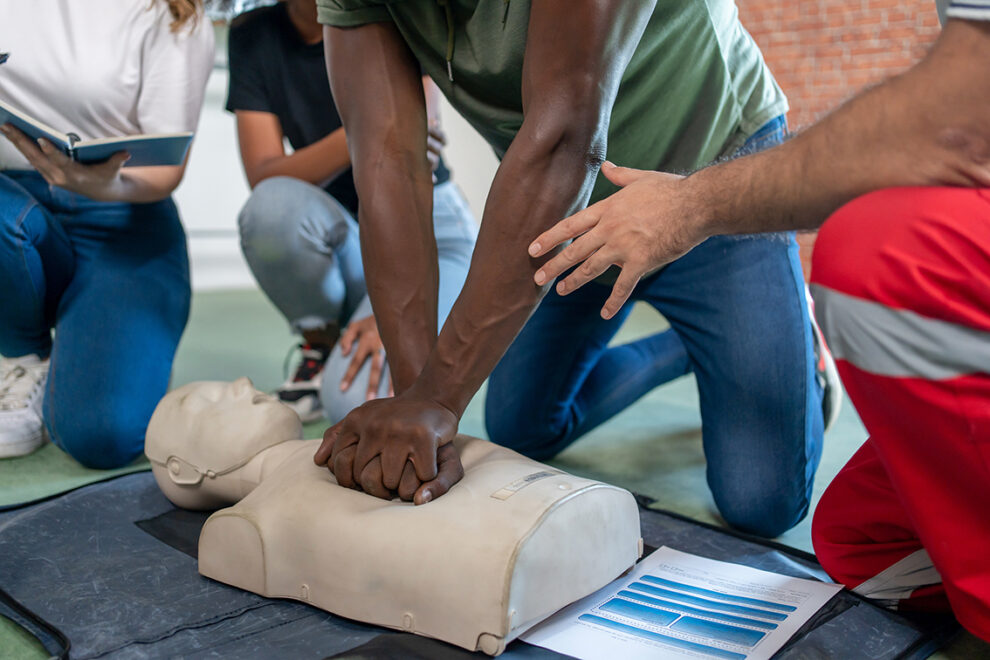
[145,379,642,655]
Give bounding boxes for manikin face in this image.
[146,378,303,472]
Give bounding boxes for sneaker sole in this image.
[0,428,45,459]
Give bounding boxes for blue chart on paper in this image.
[581,574,797,658]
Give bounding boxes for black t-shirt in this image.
[225,3,449,217]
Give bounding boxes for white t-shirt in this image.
[0,0,215,170]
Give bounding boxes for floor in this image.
[3,288,987,658]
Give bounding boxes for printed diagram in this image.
[523,547,842,660]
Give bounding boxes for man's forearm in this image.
[691,19,990,237]
[356,153,437,393]
[409,127,605,416]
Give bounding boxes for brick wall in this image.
[736,1,942,276]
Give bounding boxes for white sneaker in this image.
[0,354,49,458]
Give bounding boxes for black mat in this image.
[0,473,958,659]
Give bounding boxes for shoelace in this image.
[0,362,46,411]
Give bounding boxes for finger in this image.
[535,231,605,286]
[428,126,448,146]
[601,265,645,320]
[339,324,358,357]
[556,245,620,296]
[528,206,601,259]
[358,456,393,499]
[313,423,341,465]
[408,434,439,482]
[37,138,73,168]
[414,443,464,505]
[332,443,359,489]
[366,351,384,401]
[379,439,410,491]
[96,150,130,174]
[352,433,383,487]
[601,160,651,188]
[339,343,368,391]
[397,460,420,501]
[3,130,58,180]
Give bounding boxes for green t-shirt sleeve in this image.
[316,0,392,26]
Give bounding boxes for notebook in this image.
[0,99,193,167]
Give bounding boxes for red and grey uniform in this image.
[809,185,990,641]
[808,3,990,641]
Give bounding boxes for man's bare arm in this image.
[324,22,437,393]
[315,1,657,503]
[532,18,990,317]
[408,0,657,417]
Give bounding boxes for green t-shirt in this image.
[317,0,787,204]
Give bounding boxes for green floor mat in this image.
[0,444,148,510]
[0,615,49,659]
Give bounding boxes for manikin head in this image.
[146,378,303,509]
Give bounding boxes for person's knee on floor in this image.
[484,397,573,461]
[45,399,146,469]
[708,458,812,539]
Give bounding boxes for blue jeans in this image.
[0,171,190,468]
[485,117,824,538]
[239,177,478,422]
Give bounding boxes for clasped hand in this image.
[313,392,463,505]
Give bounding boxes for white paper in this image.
[522,546,843,660]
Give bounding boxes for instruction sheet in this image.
[522,546,843,660]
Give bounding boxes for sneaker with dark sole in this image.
[277,343,332,423]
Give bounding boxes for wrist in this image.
[405,377,462,421]
[681,168,725,238]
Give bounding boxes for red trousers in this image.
[810,187,990,641]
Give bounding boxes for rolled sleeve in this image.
[316,0,392,27]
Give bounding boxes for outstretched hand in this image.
[313,392,462,504]
[529,162,711,319]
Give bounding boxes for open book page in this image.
[522,546,843,660]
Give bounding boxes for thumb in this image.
[601,160,648,188]
[414,443,463,505]
[313,424,340,465]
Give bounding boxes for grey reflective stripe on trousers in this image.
[810,284,990,379]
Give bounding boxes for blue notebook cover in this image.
[1,99,193,167]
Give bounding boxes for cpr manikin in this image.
[146,379,642,655]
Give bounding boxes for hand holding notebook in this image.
[0,99,193,167]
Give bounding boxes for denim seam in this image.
[12,197,47,337]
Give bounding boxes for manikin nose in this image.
[231,377,254,397]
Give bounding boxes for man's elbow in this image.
[517,109,609,173]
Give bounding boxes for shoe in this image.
[0,354,49,458]
[277,343,332,423]
[806,286,842,432]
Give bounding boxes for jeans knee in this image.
[238,177,299,241]
[484,397,565,460]
[48,414,144,469]
[711,479,810,538]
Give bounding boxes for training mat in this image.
[0,474,958,660]
[0,442,148,510]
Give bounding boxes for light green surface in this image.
[1,289,986,657]
[0,445,148,510]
